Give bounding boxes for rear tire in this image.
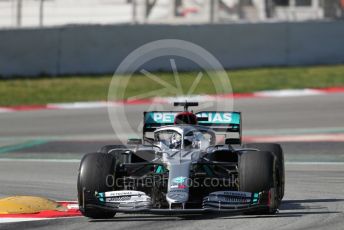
[244,143,285,200]
[239,150,278,214]
[98,145,154,163]
[77,153,117,219]
[97,145,127,154]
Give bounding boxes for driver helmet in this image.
[170,133,181,149]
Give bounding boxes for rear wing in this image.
[143,111,242,144]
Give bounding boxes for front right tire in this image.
[243,143,285,201]
[239,150,278,214]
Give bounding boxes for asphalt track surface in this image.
[1,93,344,137]
[0,94,344,230]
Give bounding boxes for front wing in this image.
[81,190,272,215]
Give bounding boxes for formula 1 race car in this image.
[77,102,285,219]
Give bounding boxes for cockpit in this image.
[154,126,215,151]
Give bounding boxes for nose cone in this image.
[167,162,191,205]
[166,191,189,204]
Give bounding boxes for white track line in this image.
[0,218,48,224]
[244,134,344,142]
[285,162,344,165]
[254,89,325,97]
[0,216,82,224]
[0,158,80,163]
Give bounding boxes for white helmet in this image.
[170,133,182,149]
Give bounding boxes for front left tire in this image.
[77,152,117,219]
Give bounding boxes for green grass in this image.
[1,65,344,106]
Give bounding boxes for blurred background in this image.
[1,0,344,106]
[1,0,344,28]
